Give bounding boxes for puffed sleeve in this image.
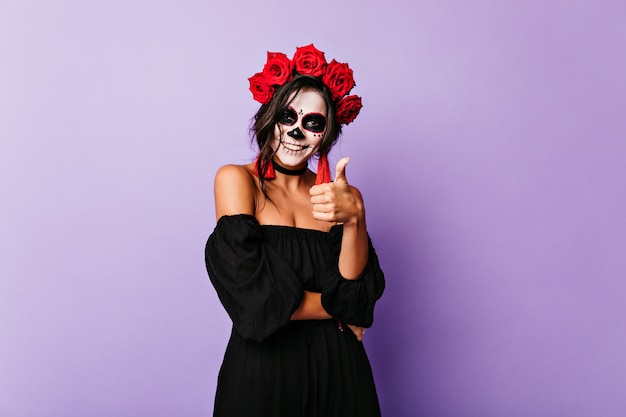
[205,214,304,342]
[320,226,385,327]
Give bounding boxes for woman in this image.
[205,44,385,417]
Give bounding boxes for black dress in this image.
[205,214,385,417]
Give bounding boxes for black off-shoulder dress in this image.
[205,214,385,417]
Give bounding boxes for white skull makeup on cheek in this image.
[271,89,327,167]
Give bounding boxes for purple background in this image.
[1,1,625,416]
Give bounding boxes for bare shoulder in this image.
[214,164,255,187]
[213,163,257,219]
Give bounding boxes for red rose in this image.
[292,44,327,77]
[322,59,355,100]
[262,52,293,86]
[248,72,275,104]
[336,95,362,125]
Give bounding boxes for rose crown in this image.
[248,44,363,125]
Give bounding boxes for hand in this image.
[310,157,363,224]
[347,324,366,342]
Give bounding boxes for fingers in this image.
[310,157,357,224]
[347,324,366,342]
[309,182,333,197]
[310,184,356,223]
[312,209,335,222]
[309,185,333,200]
[334,157,350,184]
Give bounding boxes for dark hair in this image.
[251,75,343,198]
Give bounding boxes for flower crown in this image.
[248,44,363,125]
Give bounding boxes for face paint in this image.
[278,108,327,133]
[271,89,327,169]
[286,126,305,139]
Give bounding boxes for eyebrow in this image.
[289,106,326,119]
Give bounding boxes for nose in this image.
[287,127,305,139]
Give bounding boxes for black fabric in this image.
[205,214,385,417]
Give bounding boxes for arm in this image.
[290,291,332,320]
[310,157,369,279]
[291,292,364,341]
[310,158,385,327]
[337,186,368,279]
[212,164,332,326]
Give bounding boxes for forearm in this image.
[291,291,332,320]
[337,212,369,280]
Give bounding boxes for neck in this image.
[272,159,307,176]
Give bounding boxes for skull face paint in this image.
[279,108,327,135]
[272,88,327,169]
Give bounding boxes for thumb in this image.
[334,157,350,184]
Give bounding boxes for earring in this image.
[253,155,276,179]
[315,153,331,185]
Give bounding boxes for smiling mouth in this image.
[280,139,310,152]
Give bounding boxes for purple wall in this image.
[2,1,625,416]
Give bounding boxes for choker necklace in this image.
[272,160,307,176]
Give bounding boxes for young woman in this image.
[205,44,385,417]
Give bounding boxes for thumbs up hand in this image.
[310,157,364,224]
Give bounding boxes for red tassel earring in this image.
[253,155,276,179]
[315,153,331,185]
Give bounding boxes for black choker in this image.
[272,160,307,176]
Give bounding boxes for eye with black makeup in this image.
[278,108,297,126]
[302,114,326,133]
[277,107,327,133]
